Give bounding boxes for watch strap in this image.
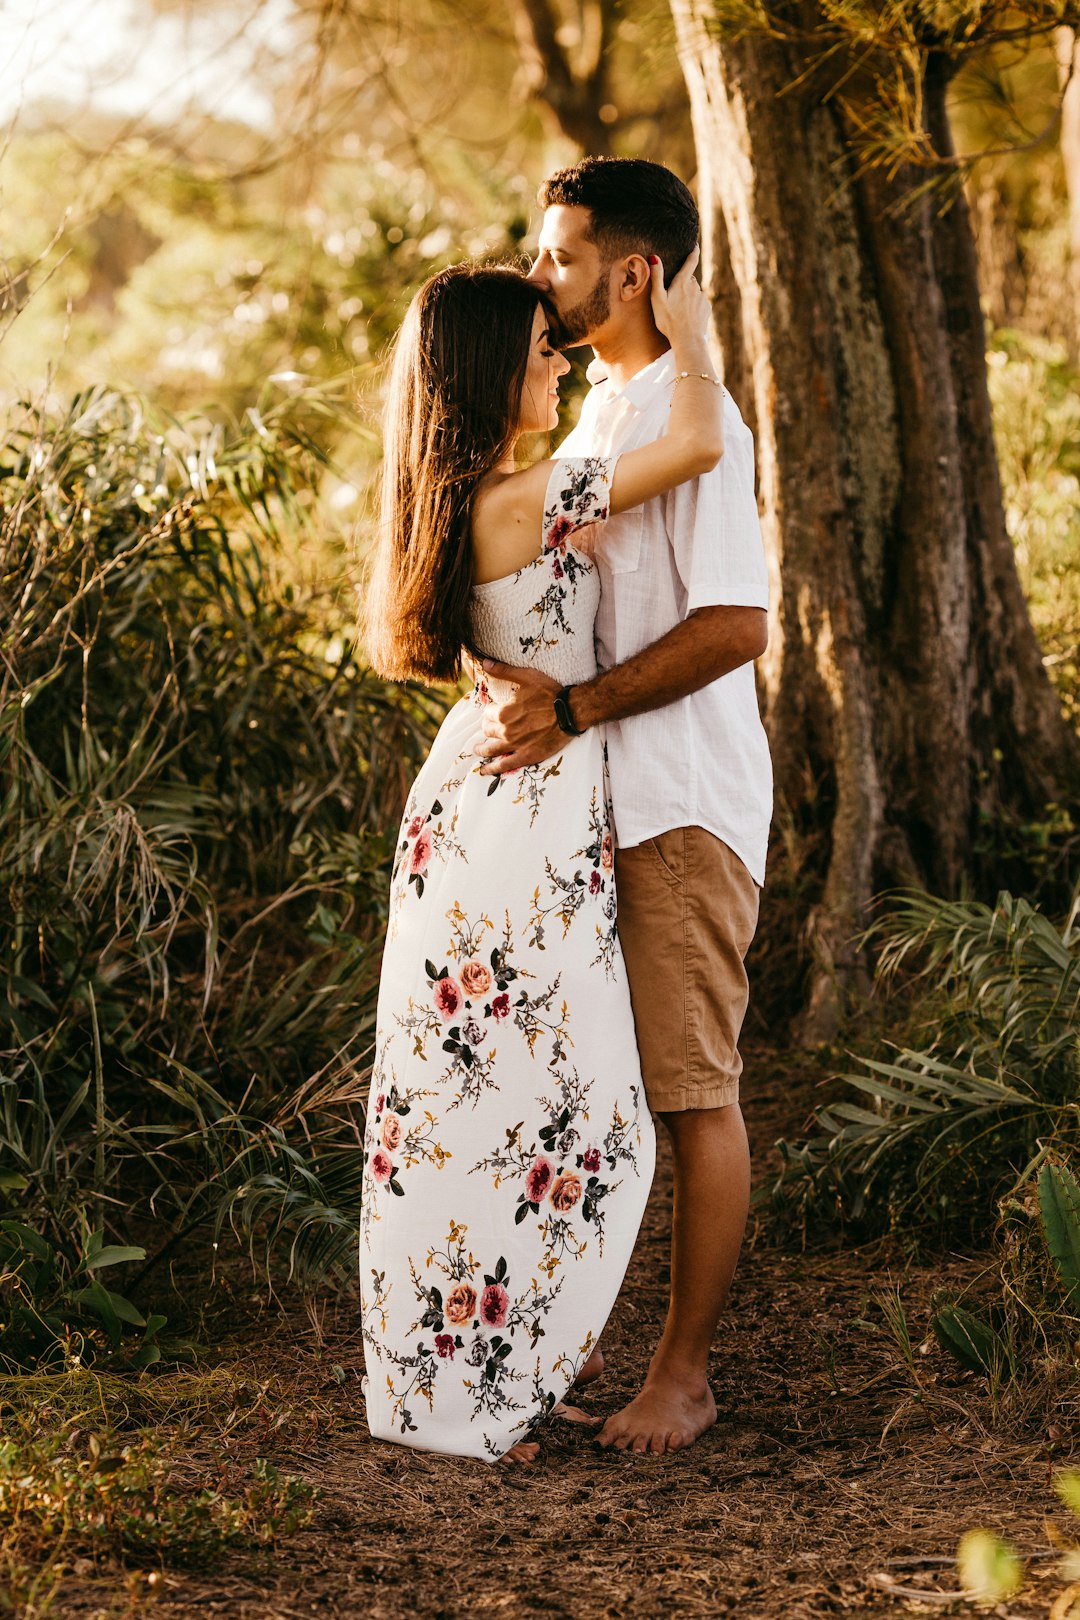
[553,685,584,737]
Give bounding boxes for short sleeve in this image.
[663,398,769,613]
[541,455,619,553]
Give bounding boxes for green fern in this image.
[770,887,1080,1238]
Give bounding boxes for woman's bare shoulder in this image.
[470,462,553,584]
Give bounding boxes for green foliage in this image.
[931,1300,1012,1380]
[0,1359,327,1612]
[0,1222,166,1373]
[0,1431,313,1567]
[769,887,1080,1241]
[989,331,1080,732]
[2,130,528,419]
[887,1150,1080,1413]
[956,1529,1023,1602]
[0,382,443,1341]
[1038,1161,1080,1311]
[704,0,1071,190]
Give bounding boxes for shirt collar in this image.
[585,348,676,410]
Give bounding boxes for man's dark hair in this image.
[539,157,699,283]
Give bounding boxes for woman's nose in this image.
[555,354,571,376]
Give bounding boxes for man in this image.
[474,157,772,1457]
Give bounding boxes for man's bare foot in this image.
[502,1440,540,1464]
[571,1346,605,1391]
[596,1375,717,1456]
[552,1400,602,1427]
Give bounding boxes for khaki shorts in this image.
[615,827,759,1114]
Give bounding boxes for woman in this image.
[361,249,722,1462]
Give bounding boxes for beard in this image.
[551,269,611,347]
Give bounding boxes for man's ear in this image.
[618,253,652,303]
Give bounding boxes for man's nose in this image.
[525,260,548,287]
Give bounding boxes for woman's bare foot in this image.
[502,1440,540,1464]
[571,1345,605,1391]
[596,1375,716,1456]
[552,1400,602,1427]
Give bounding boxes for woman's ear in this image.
[619,253,653,302]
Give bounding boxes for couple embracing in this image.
[359,157,772,1464]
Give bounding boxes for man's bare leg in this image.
[597,1102,750,1455]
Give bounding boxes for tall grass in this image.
[0,383,442,1361]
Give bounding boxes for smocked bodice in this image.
[467,455,616,688]
[470,547,600,685]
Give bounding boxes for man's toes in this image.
[649,1432,666,1456]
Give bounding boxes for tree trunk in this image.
[671,1,1079,1039]
[511,0,618,154]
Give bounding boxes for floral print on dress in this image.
[360,456,655,1461]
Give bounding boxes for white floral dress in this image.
[360,457,656,1461]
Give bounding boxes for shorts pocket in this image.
[646,830,686,889]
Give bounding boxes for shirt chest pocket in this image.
[597,507,643,575]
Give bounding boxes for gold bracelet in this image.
[674,370,724,391]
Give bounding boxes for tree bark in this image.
[671,1,1079,1039]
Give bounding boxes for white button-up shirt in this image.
[558,350,773,886]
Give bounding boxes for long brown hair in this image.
[363,263,548,684]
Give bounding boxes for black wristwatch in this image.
[553,686,585,737]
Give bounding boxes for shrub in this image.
[0,383,444,1333]
[769,887,1080,1243]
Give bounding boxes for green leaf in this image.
[0,1221,53,1261]
[932,1303,1010,1377]
[74,1281,146,1336]
[956,1529,1023,1600]
[1037,1162,1080,1309]
[82,1246,147,1272]
[1053,1470,1080,1519]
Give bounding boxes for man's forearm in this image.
[570,606,767,731]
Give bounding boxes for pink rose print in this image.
[476,679,491,705]
[445,1282,477,1325]
[546,515,574,549]
[434,977,463,1020]
[460,960,492,997]
[374,1093,385,1115]
[370,1149,393,1184]
[549,1172,582,1212]
[406,815,424,838]
[589,870,601,895]
[479,1283,509,1328]
[600,831,614,872]
[552,557,564,580]
[434,1333,455,1359]
[409,830,432,875]
[583,1147,601,1173]
[381,1114,402,1151]
[524,1156,554,1203]
[491,992,510,1021]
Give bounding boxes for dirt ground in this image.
[58,1049,1072,1619]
